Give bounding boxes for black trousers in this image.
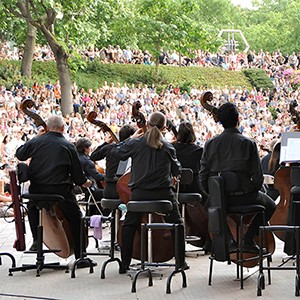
[121,188,185,268]
[227,190,276,242]
[27,186,83,259]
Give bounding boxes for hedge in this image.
[0,60,273,93]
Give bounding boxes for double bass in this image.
[116,102,175,262]
[201,91,275,267]
[19,99,74,258]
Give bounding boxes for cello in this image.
[116,101,175,262]
[201,91,275,267]
[19,99,74,258]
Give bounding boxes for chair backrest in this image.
[220,171,240,193]
[179,168,193,185]
[290,166,300,187]
[17,163,30,183]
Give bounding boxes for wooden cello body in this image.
[269,167,291,241]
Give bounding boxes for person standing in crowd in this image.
[15,115,95,268]
[109,111,186,273]
[200,103,276,253]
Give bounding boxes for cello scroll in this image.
[20,99,47,131]
[200,91,219,122]
[87,111,119,143]
[132,101,147,132]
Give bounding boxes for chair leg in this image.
[0,253,16,268]
[101,210,122,279]
[208,257,214,285]
[71,217,94,278]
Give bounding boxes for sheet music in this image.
[286,138,300,161]
[280,132,300,163]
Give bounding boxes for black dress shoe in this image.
[202,239,212,254]
[182,262,190,270]
[119,266,129,274]
[29,241,38,251]
[76,260,97,269]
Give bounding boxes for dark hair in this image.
[76,138,92,153]
[217,102,239,128]
[176,122,196,144]
[119,124,136,142]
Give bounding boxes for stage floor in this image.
[0,217,297,300]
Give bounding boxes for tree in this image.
[21,21,37,77]
[1,0,101,116]
[132,0,221,74]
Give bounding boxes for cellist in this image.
[15,115,95,268]
[109,111,187,273]
[199,102,276,253]
[90,124,136,199]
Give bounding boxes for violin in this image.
[116,101,175,262]
[200,91,275,267]
[19,99,74,258]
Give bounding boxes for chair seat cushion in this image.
[178,193,202,204]
[22,193,65,203]
[227,204,265,215]
[127,200,173,213]
[101,198,122,210]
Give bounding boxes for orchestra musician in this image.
[109,111,186,273]
[173,121,204,196]
[15,115,96,268]
[199,103,276,253]
[172,121,211,251]
[90,124,136,199]
[75,138,108,216]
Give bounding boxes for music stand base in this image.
[9,262,69,277]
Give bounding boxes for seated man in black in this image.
[16,115,94,267]
[200,103,276,253]
[75,138,108,216]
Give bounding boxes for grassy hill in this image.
[0,60,274,92]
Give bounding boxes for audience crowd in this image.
[0,40,300,214]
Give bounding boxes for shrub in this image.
[0,60,261,92]
[242,69,274,91]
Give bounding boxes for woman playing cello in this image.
[173,121,209,250]
[173,121,204,196]
[110,111,186,273]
